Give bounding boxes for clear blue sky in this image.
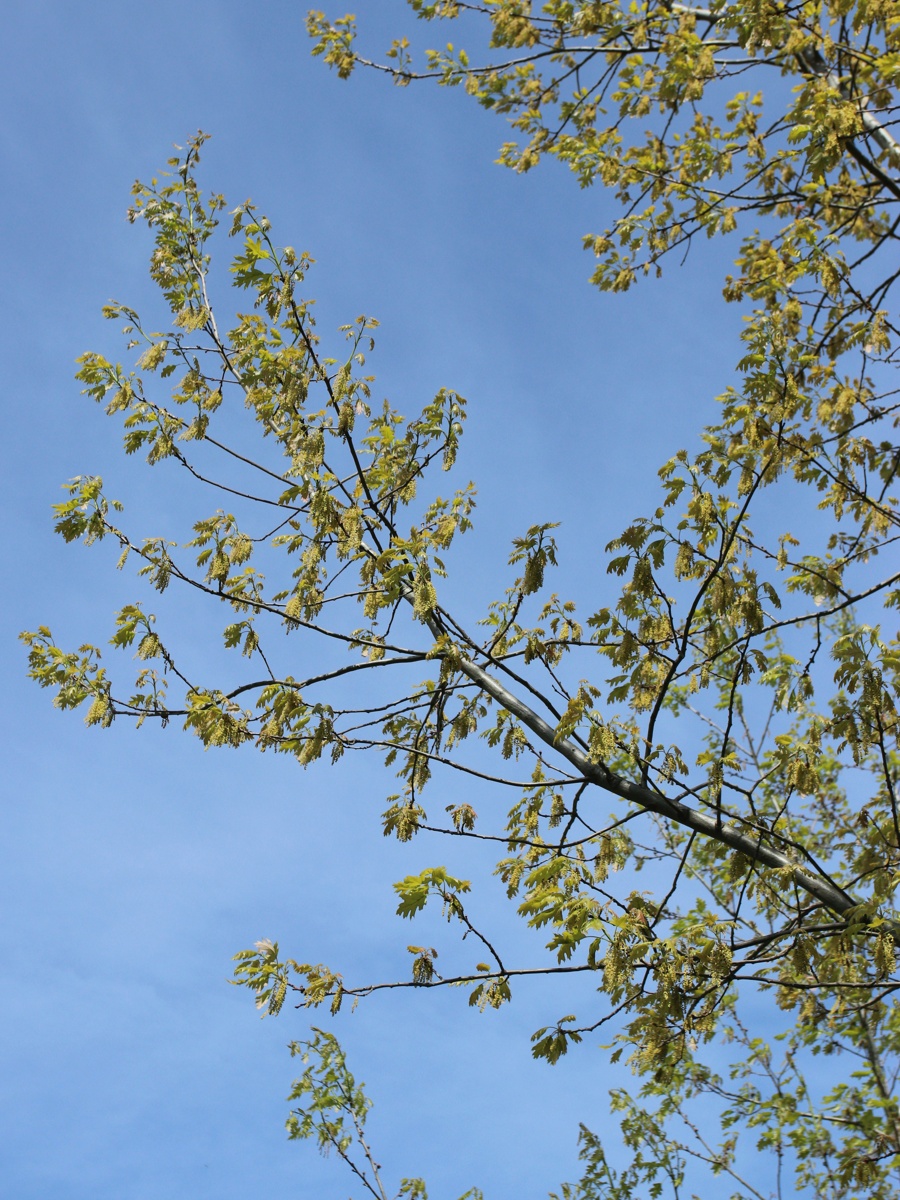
[2,4,744,1197]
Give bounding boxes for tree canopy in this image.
[23,0,900,1196]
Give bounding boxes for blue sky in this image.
[2,4,746,1197]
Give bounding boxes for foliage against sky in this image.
[20,0,900,1196]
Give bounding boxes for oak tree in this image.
[23,0,900,1195]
